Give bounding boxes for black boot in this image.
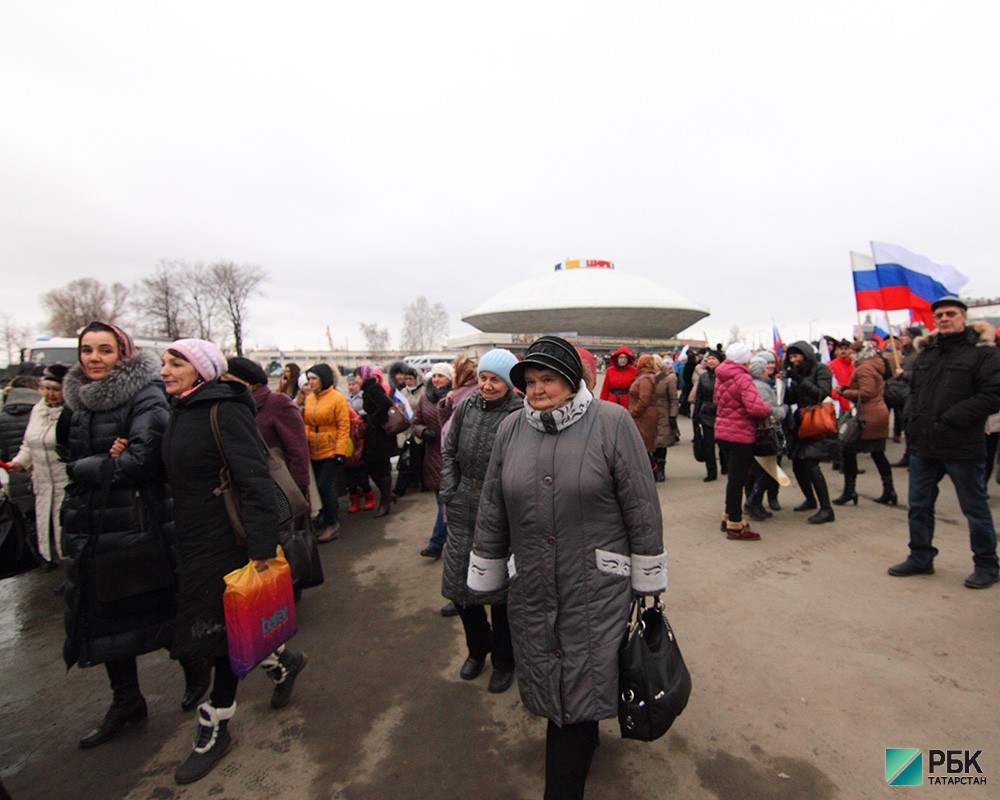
[832,489,858,506]
[179,656,212,711]
[79,695,147,749]
[745,482,771,520]
[809,471,835,523]
[268,649,308,709]
[175,702,235,784]
[653,457,666,482]
[808,507,836,524]
[874,458,898,505]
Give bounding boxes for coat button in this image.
[563,712,572,723]
[542,475,553,485]
[547,536,555,545]
[554,649,563,658]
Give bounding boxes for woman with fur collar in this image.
[60,322,180,749]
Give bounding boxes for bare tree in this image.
[359,322,391,356]
[0,315,32,366]
[41,278,130,336]
[184,262,222,342]
[136,260,189,340]
[210,261,268,356]
[727,325,743,345]
[400,296,449,353]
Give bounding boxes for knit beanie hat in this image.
[705,349,725,363]
[226,357,268,386]
[755,350,776,364]
[42,364,70,385]
[477,349,518,389]
[510,335,583,392]
[306,363,335,391]
[430,362,454,381]
[905,326,923,339]
[168,339,228,382]
[725,342,752,364]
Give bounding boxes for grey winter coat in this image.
[468,397,667,726]
[438,389,523,606]
[60,352,175,669]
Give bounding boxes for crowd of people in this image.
[2,295,999,798]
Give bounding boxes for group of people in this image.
[4,294,1000,798]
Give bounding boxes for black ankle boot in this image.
[807,507,835,524]
[832,490,858,506]
[79,695,147,749]
[175,702,235,784]
[793,499,817,512]
[873,489,898,505]
[767,494,781,511]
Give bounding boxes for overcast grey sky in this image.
[2,1,998,355]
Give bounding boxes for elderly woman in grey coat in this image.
[468,336,667,800]
[439,349,522,693]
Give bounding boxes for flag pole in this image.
[869,241,901,371]
[886,310,902,372]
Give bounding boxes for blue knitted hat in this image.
[477,348,518,389]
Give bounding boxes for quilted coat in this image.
[713,359,771,444]
[0,387,40,522]
[10,399,70,560]
[163,379,279,659]
[60,352,175,669]
[304,384,352,462]
[438,389,523,607]
[468,398,667,726]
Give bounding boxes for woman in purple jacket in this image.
[713,342,772,540]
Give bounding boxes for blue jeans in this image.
[428,491,448,550]
[906,454,999,574]
[311,458,342,526]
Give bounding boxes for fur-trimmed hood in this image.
[915,320,996,352]
[62,351,163,412]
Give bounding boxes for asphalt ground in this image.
[1,417,998,800]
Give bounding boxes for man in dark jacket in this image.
[888,297,1000,589]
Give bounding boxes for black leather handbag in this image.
[618,595,691,741]
[753,414,787,457]
[279,528,324,590]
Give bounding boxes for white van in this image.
[24,336,173,367]
[402,354,456,373]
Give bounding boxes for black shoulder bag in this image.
[618,595,692,741]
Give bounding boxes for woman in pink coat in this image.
[714,342,772,540]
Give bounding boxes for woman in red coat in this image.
[599,346,636,408]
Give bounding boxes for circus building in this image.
[455,260,709,356]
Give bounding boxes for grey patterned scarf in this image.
[524,382,593,434]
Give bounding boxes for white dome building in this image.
[462,261,709,338]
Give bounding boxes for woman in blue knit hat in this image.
[438,349,522,693]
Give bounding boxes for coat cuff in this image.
[630,552,667,595]
[468,552,507,593]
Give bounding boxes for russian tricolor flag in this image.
[852,244,968,328]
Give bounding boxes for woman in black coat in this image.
[354,364,399,517]
[160,339,307,784]
[784,341,836,525]
[60,322,178,749]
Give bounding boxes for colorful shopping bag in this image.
[223,547,298,679]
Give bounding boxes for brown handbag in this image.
[797,402,837,439]
[381,401,411,436]
[210,403,310,545]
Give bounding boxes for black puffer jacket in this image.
[905,322,1000,460]
[439,389,523,606]
[60,352,174,669]
[0,387,40,521]
[784,340,836,461]
[163,379,279,659]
